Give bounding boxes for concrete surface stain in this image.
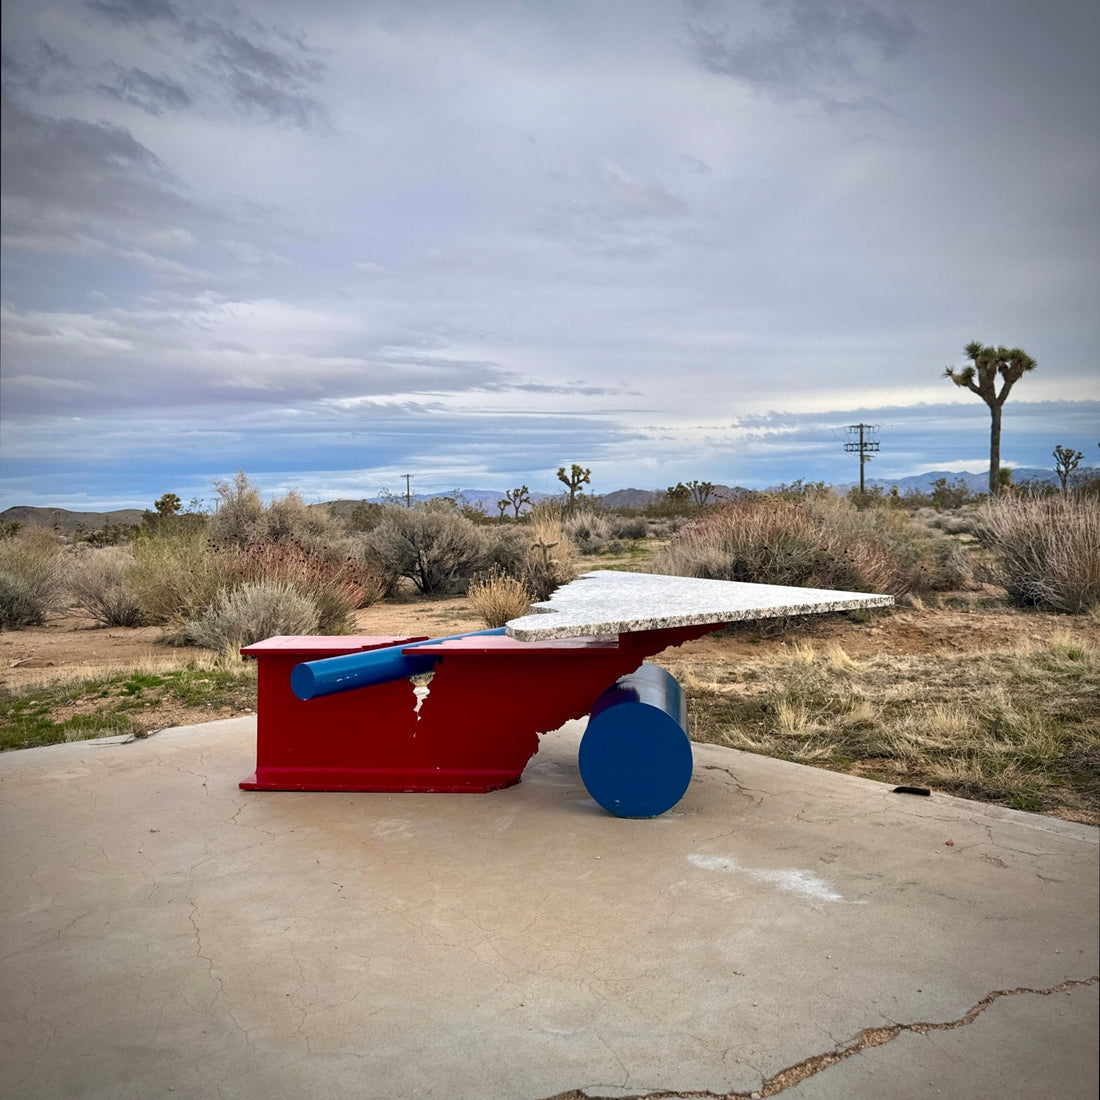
[540,976,1100,1100]
[687,853,859,903]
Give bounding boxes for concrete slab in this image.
[1,718,1096,1100]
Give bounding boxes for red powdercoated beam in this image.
[239,624,719,793]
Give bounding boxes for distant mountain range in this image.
[0,506,147,535]
[851,466,1092,493]
[3,468,1094,534]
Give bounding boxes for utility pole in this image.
[844,423,880,493]
[403,473,413,508]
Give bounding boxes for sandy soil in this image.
[3,588,1090,690]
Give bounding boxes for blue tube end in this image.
[290,662,317,701]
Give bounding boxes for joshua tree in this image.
[944,342,1036,496]
[686,480,714,507]
[556,464,591,512]
[154,492,181,516]
[499,485,532,520]
[1052,445,1083,492]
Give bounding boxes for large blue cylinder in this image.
[579,662,693,818]
[290,627,507,701]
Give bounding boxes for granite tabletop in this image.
[505,570,894,641]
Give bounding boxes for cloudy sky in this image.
[2,0,1097,510]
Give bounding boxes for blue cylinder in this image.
[579,662,693,818]
[290,627,507,701]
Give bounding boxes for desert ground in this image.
[3,587,1077,692]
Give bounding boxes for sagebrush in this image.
[187,582,320,656]
[65,546,144,627]
[0,530,65,630]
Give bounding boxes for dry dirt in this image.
[2,588,1091,694]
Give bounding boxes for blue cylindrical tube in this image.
[290,627,507,701]
[579,662,693,818]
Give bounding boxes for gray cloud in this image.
[532,161,691,258]
[83,0,327,127]
[0,38,77,96]
[96,65,192,113]
[1,0,1096,508]
[0,94,205,251]
[87,0,180,24]
[687,0,916,106]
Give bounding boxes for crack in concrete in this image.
[537,976,1099,1100]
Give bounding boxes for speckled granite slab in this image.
[506,570,894,640]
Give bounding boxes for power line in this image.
[844,423,880,492]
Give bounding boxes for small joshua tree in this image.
[499,486,532,520]
[1053,445,1083,492]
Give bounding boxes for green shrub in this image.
[187,582,320,657]
[65,546,144,627]
[977,495,1100,613]
[365,507,491,594]
[484,524,534,577]
[130,531,223,639]
[132,525,382,639]
[0,530,64,630]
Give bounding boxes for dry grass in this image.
[467,569,532,628]
[672,630,1100,822]
[654,495,972,598]
[978,494,1100,612]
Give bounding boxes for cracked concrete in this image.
[1,716,1096,1099]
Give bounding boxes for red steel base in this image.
[239,626,715,793]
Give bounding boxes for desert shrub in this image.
[0,529,64,630]
[187,582,320,657]
[65,546,144,626]
[564,511,616,554]
[265,491,345,547]
[524,501,579,600]
[349,501,387,532]
[364,507,491,594]
[130,531,224,639]
[0,574,48,630]
[610,515,648,540]
[207,474,345,551]
[924,508,983,537]
[132,527,378,639]
[467,568,531,628]
[977,495,1100,613]
[210,540,383,633]
[207,470,266,547]
[483,524,534,576]
[905,533,973,592]
[654,497,911,595]
[644,515,689,538]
